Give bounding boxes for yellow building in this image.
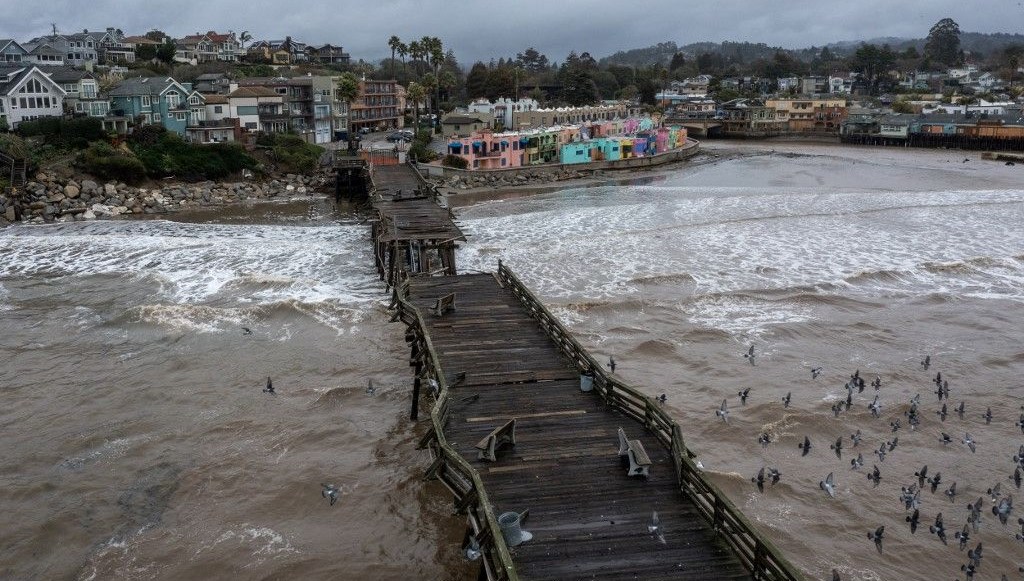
[766,97,848,132]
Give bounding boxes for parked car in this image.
[359,127,372,135]
[386,132,411,142]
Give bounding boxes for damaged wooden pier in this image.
[371,165,802,580]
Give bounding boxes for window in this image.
[166,92,179,108]
[214,105,223,114]
[175,112,186,121]
[141,95,151,107]
[153,113,161,122]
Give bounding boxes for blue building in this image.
[108,76,205,136]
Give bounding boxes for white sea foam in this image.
[0,220,381,307]
[456,186,1024,333]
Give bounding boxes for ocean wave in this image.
[628,338,678,358]
[118,299,374,335]
[628,272,697,286]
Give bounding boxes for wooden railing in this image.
[391,281,520,581]
[495,260,803,581]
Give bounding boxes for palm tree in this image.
[407,40,422,76]
[438,70,457,108]
[397,41,408,74]
[239,30,252,50]
[420,73,438,121]
[335,72,360,146]
[406,81,426,133]
[387,35,402,79]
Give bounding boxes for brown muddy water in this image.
[1,143,1023,580]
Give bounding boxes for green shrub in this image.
[441,154,468,169]
[126,130,257,181]
[17,117,104,149]
[269,134,323,173]
[78,142,147,183]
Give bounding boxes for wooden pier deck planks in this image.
[371,164,464,279]
[407,274,750,581]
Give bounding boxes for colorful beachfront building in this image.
[444,118,687,169]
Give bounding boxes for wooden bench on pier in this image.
[617,427,652,478]
[476,418,516,462]
[433,293,456,317]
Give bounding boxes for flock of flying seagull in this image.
[710,346,1024,580]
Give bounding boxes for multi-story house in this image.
[25,31,102,67]
[96,28,135,64]
[1,39,29,63]
[120,35,161,60]
[193,72,234,95]
[306,44,350,66]
[42,67,107,117]
[235,76,328,141]
[349,79,400,134]
[468,97,539,129]
[108,76,205,136]
[766,97,847,132]
[0,65,66,129]
[176,31,239,64]
[718,98,783,135]
[224,86,288,134]
[247,37,307,65]
[800,76,830,95]
[3,39,62,66]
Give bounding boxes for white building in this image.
[923,99,1017,116]
[468,97,539,129]
[0,65,66,129]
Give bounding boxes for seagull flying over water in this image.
[811,367,823,379]
[715,399,729,423]
[782,391,791,408]
[799,435,812,456]
[608,356,616,373]
[738,388,750,405]
[963,432,977,453]
[820,472,836,498]
[851,452,864,470]
[867,525,885,553]
[263,376,275,394]
[907,509,920,534]
[752,466,766,493]
[321,483,341,506]
[929,512,947,544]
[867,464,881,487]
[921,355,931,370]
[744,344,755,364]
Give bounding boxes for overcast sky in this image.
[3,0,1022,65]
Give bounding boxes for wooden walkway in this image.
[406,274,750,580]
[370,165,464,281]
[372,162,800,581]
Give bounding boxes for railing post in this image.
[411,360,423,420]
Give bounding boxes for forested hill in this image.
[597,32,1024,67]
